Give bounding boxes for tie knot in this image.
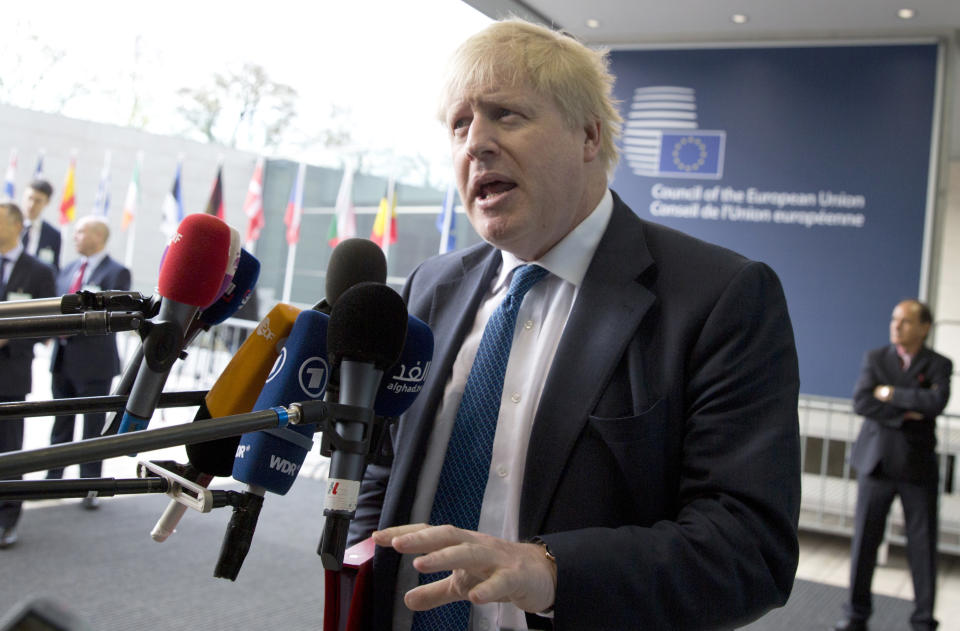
[507,264,548,301]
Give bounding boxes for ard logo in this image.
[298,357,329,399]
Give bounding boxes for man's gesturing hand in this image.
[372,524,557,614]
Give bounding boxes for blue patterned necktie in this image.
[412,263,549,631]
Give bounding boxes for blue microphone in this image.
[374,314,434,419]
[214,309,329,580]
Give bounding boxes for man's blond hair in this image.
[439,18,623,175]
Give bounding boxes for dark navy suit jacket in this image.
[22,220,62,270]
[851,345,952,484]
[352,192,801,630]
[51,255,131,382]
[0,252,56,397]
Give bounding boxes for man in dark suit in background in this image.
[356,19,801,631]
[45,216,131,509]
[20,179,61,270]
[836,300,952,631]
[0,201,56,548]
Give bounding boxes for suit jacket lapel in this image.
[5,254,33,298]
[902,346,932,386]
[57,260,80,295]
[519,195,657,537]
[87,256,111,286]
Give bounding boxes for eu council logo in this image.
[622,86,726,179]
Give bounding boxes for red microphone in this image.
[119,214,232,434]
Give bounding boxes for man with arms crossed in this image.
[354,19,801,630]
[836,300,951,631]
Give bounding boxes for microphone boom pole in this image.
[0,390,207,421]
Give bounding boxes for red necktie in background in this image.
[68,260,88,294]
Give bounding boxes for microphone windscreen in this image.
[158,214,232,307]
[253,309,330,410]
[327,282,407,370]
[205,227,243,308]
[325,239,387,306]
[199,249,260,326]
[185,302,300,476]
[374,315,434,417]
[233,309,330,495]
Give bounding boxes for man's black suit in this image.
[22,220,62,270]
[352,192,801,630]
[0,252,56,530]
[846,344,952,629]
[47,255,131,479]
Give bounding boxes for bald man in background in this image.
[46,216,131,508]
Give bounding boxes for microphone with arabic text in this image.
[319,282,408,570]
[150,302,300,542]
[118,214,232,434]
[214,309,330,579]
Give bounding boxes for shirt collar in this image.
[1,243,24,263]
[82,250,108,274]
[494,188,613,293]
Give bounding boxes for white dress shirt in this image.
[22,220,42,257]
[394,190,614,631]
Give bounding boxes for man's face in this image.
[0,208,22,251]
[74,221,105,257]
[445,79,600,261]
[890,301,929,350]
[21,188,50,222]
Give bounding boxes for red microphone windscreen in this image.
[158,214,233,306]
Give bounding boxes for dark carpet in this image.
[0,478,915,630]
[741,578,913,631]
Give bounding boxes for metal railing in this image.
[798,394,960,555]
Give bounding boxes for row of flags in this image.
[5,148,459,254]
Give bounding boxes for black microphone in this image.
[0,311,144,339]
[319,281,407,570]
[312,238,387,314]
[0,290,157,318]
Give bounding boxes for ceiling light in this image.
[731,14,749,25]
[897,8,916,19]
[585,18,600,28]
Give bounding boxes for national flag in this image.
[205,164,225,219]
[370,178,397,249]
[59,157,77,224]
[121,153,142,231]
[243,157,265,244]
[327,163,356,247]
[32,151,44,180]
[436,182,457,254]
[3,149,16,199]
[161,160,185,239]
[93,151,112,217]
[283,162,306,245]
